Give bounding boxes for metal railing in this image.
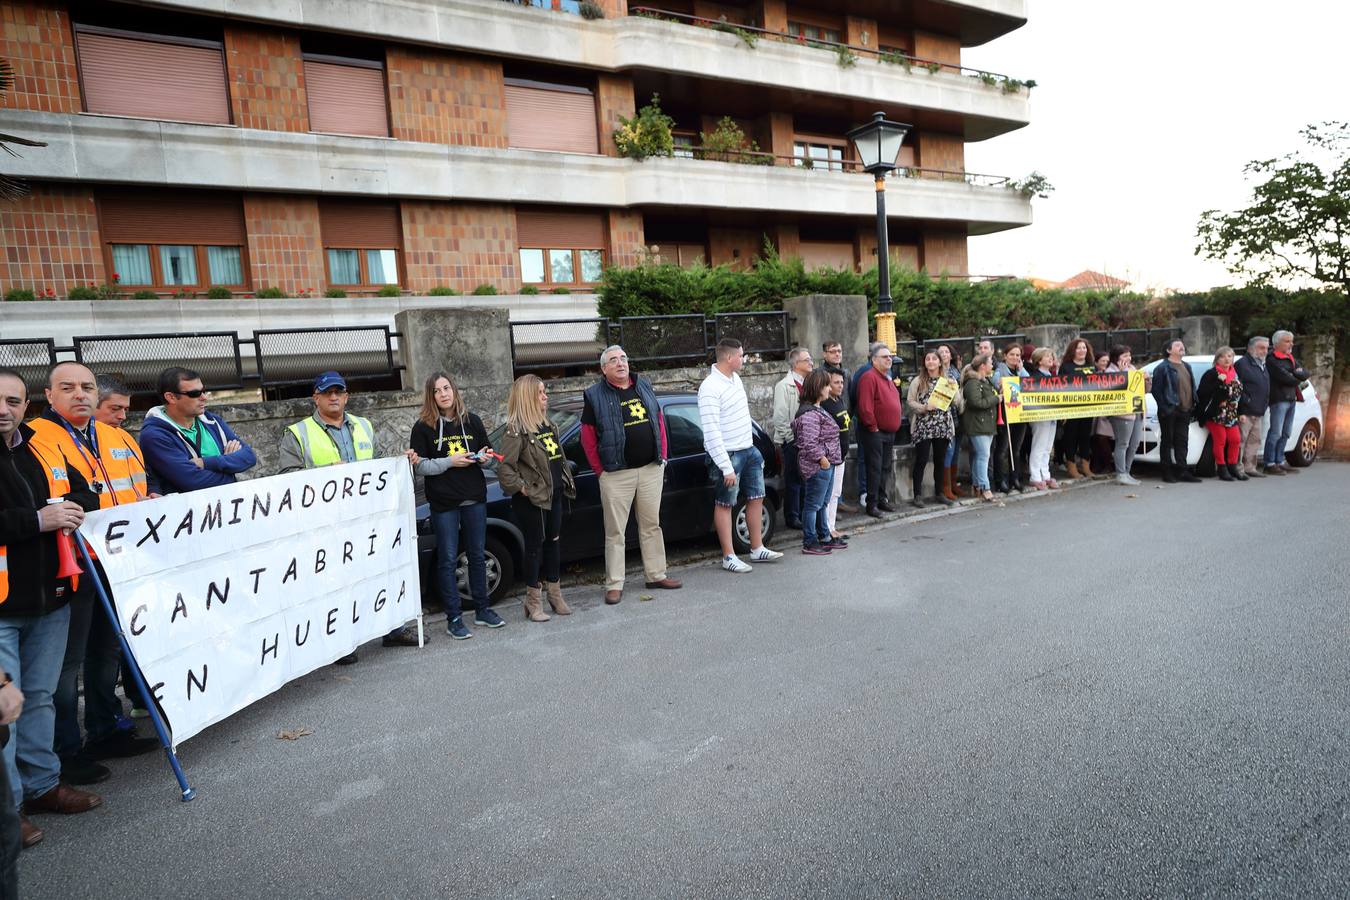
[0,339,58,395]
[73,332,246,396]
[677,146,1013,187]
[252,326,399,390]
[907,328,1180,370]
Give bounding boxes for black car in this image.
[416,392,782,604]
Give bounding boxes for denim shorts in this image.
[711,445,765,507]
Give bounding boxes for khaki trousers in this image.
[1238,414,1264,473]
[599,462,667,591]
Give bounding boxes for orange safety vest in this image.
[0,442,74,605]
[28,417,149,509]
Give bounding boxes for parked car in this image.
[1134,355,1322,474]
[416,392,782,604]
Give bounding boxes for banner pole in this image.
[75,533,197,802]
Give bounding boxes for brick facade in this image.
[386,47,509,148]
[0,184,105,296]
[596,74,636,157]
[606,210,646,269]
[223,26,309,132]
[243,194,326,296]
[401,200,518,293]
[0,1,80,113]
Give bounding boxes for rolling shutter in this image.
[319,200,402,248]
[76,28,230,124]
[516,210,605,249]
[304,59,389,137]
[505,84,599,154]
[799,242,856,272]
[98,192,245,245]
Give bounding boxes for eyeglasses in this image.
[319,388,348,396]
[174,389,209,399]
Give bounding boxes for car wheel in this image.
[1195,435,1217,477]
[731,497,776,555]
[458,534,516,605]
[1286,420,1321,467]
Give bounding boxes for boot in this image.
[1065,460,1082,480]
[1217,465,1233,481]
[941,467,959,502]
[544,580,572,615]
[1229,464,1249,482]
[1079,458,1096,477]
[523,585,550,622]
[948,466,967,497]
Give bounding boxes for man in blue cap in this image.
[280,371,422,662]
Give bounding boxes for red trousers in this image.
[1206,421,1240,465]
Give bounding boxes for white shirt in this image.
[698,365,754,475]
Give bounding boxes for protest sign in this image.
[928,376,960,412]
[1001,370,1147,423]
[78,458,421,746]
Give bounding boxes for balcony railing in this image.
[671,146,1012,188]
[628,7,1034,92]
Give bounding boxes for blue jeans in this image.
[710,446,765,507]
[1264,401,1296,466]
[0,605,71,809]
[434,503,489,621]
[970,435,993,490]
[800,465,833,546]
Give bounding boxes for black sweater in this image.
[410,414,492,512]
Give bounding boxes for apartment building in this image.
[0,0,1032,299]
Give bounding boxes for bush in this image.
[519,285,540,295]
[578,0,604,19]
[67,286,98,300]
[427,286,461,296]
[206,287,233,299]
[698,117,771,165]
[3,288,36,302]
[325,288,348,298]
[132,290,159,299]
[471,284,498,296]
[613,94,676,161]
[551,287,572,294]
[377,284,402,297]
[255,287,289,299]
[1176,285,1349,370]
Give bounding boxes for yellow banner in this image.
[1001,371,1146,423]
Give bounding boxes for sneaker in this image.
[1116,473,1141,486]
[801,544,831,555]
[60,754,111,786]
[722,555,753,573]
[84,730,160,760]
[1280,464,1299,475]
[749,546,783,562]
[474,608,505,629]
[1263,465,1286,476]
[446,617,472,640]
[823,540,849,551]
[129,707,150,719]
[1046,479,1060,489]
[382,626,422,647]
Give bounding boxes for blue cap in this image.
[313,371,347,393]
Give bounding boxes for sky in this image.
[962,0,1349,292]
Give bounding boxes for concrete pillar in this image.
[1174,315,1229,355]
[783,294,869,368]
[1025,324,1079,361]
[395,307,513,397]
[1301,334,1336,421]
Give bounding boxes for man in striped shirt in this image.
[698,338,783,573]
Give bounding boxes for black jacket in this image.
[1195,367,1241,425]
[409,414,491,513]
[0,425,100,618]
[1267,353,1310,404]
[1234,355,1270,416]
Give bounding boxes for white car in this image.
[1135,355,1322,471]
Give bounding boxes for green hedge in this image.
[1175,285,1348,369]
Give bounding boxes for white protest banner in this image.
[78,457,421,746]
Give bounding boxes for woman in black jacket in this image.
[1195,347,1246,482]
[407,371,505,640]
[1057,338,1098,479]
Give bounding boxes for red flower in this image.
[111,272,120,283]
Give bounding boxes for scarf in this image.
[1214,363,1237,384]
[1272,350,1294,362]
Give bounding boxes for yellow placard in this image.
[1002,370,1146,423]
[928,376,959,412]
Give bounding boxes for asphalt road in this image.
[25,463,1350,898]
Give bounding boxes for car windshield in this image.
[485,407,581,464]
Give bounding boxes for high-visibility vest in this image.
[28,417,149,509]
[0,442,73,605]
[286,415,375,468]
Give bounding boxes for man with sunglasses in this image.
[279,371,420,661]
[29,364,159,788]
[139,367,256,495]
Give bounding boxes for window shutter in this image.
[505,84,599,154]
[76,30,230,124]
[303,60,389,137]
[798,242,856,272]
[99,192,245,245]
[319,200,402,249]
[516,210,605,249]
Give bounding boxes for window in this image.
[519,248,604,286]
[516,210,606,287]
[662,403,705,458]
[504,77,600,154]
[787,21,841,48]
[303,53,389,137]
[98,191,248,290]
[793,139,847,172]
[672,132,697,159]
[74,24,230,124]
[658,243,706,267]
[106,244,243,288]
[319,201,403,288]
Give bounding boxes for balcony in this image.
[8,110,1032,233]
[137,0,1030,140]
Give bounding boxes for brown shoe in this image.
[19,816,43,848]
[1064,460,1082,479]
[836,500,859,514]
[948,466,967,497]
[25,784,103,815]
[522,585,550,622]
[604,590,623,605]
[644,578,682,590]
[543,580,571,615]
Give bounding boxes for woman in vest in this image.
[498,375,576,623]
[407,372,505,640]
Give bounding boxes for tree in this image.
[0,60,49,200]
[1196,121,1350,293]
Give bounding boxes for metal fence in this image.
[74,332,245,395]
[253,327,399,390]
[0,339,58,394]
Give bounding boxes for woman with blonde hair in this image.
[1026,347,1060,490]
[498,375,576,622]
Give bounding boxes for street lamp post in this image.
[847,112,912,351]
